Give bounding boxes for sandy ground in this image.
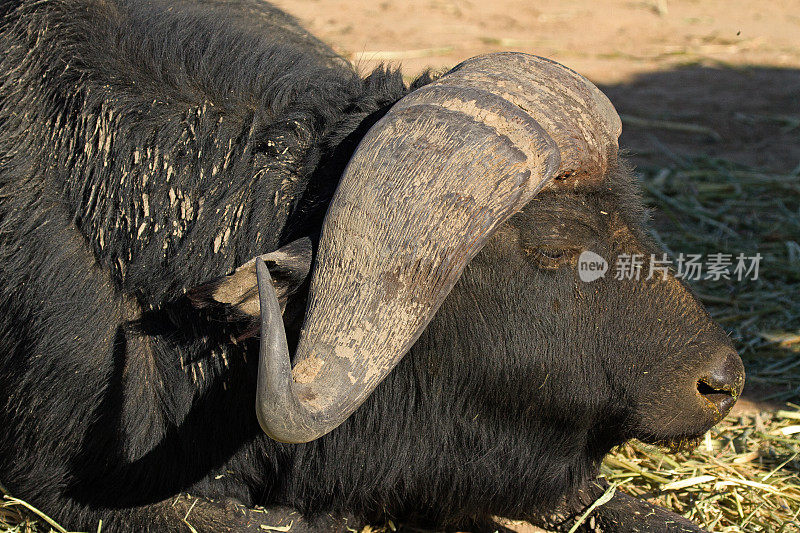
[274,0,800,173]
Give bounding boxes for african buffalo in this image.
[0,0,744,531]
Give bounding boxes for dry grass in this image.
[2,154,799,532]
[604,408,800,532]
[0,494,71,533]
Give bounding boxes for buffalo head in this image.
[217,53,744,452]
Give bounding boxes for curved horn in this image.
[256,53,621,443]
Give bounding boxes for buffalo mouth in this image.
[643,434,705,453]
[631,403,727,452]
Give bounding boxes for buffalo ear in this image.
[190,237,313,317]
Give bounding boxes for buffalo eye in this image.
[527,246,578,269]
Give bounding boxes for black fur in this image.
[0,1,729,532]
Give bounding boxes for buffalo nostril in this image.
[696,380,735,415]
[697,347,745,418]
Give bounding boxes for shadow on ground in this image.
[599,65,800,172]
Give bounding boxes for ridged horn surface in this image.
[256,53,622,443]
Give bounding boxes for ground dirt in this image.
[275,0,800,173]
